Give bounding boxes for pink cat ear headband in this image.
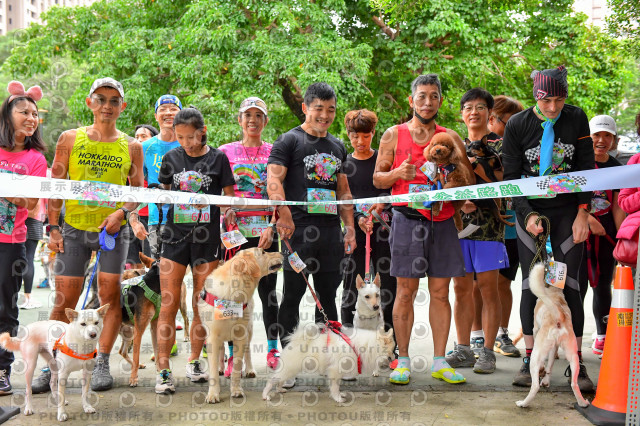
[7,80,43,103]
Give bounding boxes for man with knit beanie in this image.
[502,66,595,392]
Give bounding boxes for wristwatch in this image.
[49,225,61,233]
[268,222,277,231]
[119,206,131,221]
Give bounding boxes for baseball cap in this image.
[590,115,617,135]
[88,77,124,98]
[155,94,183,112]
[239,97,268,116]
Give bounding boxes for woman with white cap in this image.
[584,115,626,356]
[218,97,281,374]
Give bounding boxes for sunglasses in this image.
[240,98,267,110]
[92,95,123,107]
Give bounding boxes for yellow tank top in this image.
[65,127,131,231]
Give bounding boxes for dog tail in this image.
[529,263,564,322]
[0,333,20,353]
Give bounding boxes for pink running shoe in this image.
[224,356,233,378]
[267,349,280,370]
[592,338,605,356]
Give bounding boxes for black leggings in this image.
[0,243,25,370]
[21,239,38,294]
[516,207,586,338]
[581,228,616,335]
[341,224,396,331]
[279,270,342,346]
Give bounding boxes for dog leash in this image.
[282,236,362,373]
[364,215,373,284]
[82,228,118,309]
[527,214,551,273]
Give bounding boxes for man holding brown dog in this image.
[373,74,473,385]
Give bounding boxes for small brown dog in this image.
[424,132,475,229]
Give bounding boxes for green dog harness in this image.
[122,276,161,323]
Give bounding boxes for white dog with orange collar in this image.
[0,304,109,421]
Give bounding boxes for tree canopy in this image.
[1,0,636,149]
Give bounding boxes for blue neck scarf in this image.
[536,104,561,176]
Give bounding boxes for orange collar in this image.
[53,333,97,361]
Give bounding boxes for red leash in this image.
[282,236,362,373]
[364,215,373,283]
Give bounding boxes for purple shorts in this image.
[459,239,509,274]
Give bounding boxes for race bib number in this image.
[408,184,432,209]
[307,188,337,214]
[545,261,567,289]
[356,204,390,223]
[221,229,248,249]
[213,299,243,320]
[419,161,438,182]
[174,204,211,224]
[288,251,306,273]
[237,215,269,238]
[77,182,117,208]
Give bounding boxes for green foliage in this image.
[606,0,640,56]
[0,0,635,151]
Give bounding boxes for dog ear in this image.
[481,135,488,145]
[96,304,110,317]
[464,137,471,145]
[232,256,262,278]
[373,273,381,288]
[65,308,79,322]
[356,274,365,289]
[139,252,155,268]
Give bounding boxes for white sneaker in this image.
[282,378,296,389]
[155,369,175,394]
[25,299,42,309]
[186,360,208,383]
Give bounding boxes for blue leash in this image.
[81,229,118,309]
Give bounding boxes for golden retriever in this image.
[198,247,283,403]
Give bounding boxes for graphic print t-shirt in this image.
[268,126,347,227]
[218,141,272,200]
[142,136,180,225]
[0,148,47,243]
[158,147,235,243]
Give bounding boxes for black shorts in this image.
[499,238,520,281]
[283,224,344,273]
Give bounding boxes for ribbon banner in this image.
[1,165,640,207]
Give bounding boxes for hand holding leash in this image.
[275,207,295,239]
[525,213,544,236]
[99,210,124,235]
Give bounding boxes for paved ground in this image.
[1,261,600,425]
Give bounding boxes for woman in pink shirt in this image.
[0,82,48,395]
[218,97,280,374]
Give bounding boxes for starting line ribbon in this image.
[1,164,640,208]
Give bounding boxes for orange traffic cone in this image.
[577,265,634,425]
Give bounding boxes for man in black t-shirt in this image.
[267,83,356,388]
[502,66,595,392]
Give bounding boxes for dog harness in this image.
[122,276,161,323]
[322,320,362,375]
[200,289,248,310]
[52,332,97,361]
